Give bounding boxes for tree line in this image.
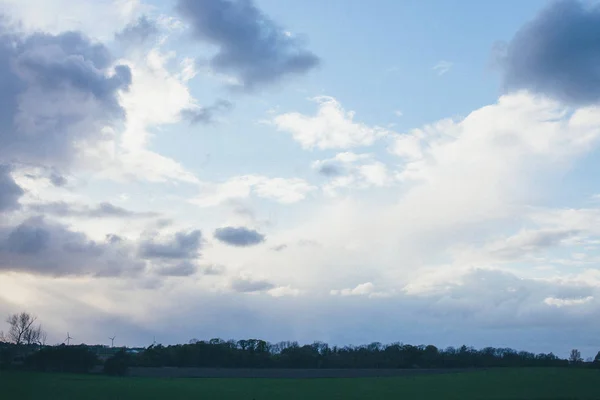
[127,339,587,370]
[2,312,600,375]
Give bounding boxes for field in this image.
[1,368,599,399]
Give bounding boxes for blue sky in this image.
[1,0,600,358]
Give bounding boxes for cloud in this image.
[402,268,599,331]
[6,219,51,254]
[271,244,288,252]
[312,152,393,196]
[498,0,600,105]
[115,15,159,46]
[330,282,390,298]
[90,46,201,184]
[0,25,131,169]
[0,217,206,278]
[0,217,145,277]
[192,175,315,206]
[487,228,581,261]
[315,163,344,177]
[155,261,198,277]
[176,0,319,90]
[273,96,392,149]
[544,296,594,308]
[0,165,24,212]
[388,133,424,161]
[230,276,275,293]
[267,285,301,297]
[388,93,600,227]
[331,282,374,296]
[0,0,145,40]
[181,99,233,124]
[432,60,453,76]
[139,230,203,259]
[27,201,160,219]
[200,263,226,275]
[48,172,67,187]
[214,226,265,247]
[445,205,600,276]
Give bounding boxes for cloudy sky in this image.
[1,0,600,358]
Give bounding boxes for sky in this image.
[1,0,600,358]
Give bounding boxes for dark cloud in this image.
[0,217,202,278]
[271,244,287,252]
[139,230,203,259]
[490,229,580,260]
[230,276,275,293]
[316,162,344,177]
[176,0,319,90]
[49,172,68,187]
[201,263,226,275]
[0,165,24,212]
[0,23,131,168]
[105,234,123,244]
[155,261,198,277]
[6,219,50,254]
[214,226,265,247]
[28,201,159,219]
[181,99,233,124]
[499,0,600,105]
[91,202,149,218]
[115,15,160,46]
[0,217,145,277]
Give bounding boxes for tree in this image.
[569,349,583,364]
[5,312,46,346]
[25,345,98,373]
[103,350,131,376]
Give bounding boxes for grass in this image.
[1,368,599,399]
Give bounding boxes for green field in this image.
[1,368,599,399]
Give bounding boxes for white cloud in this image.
[88,43,202,184]
[330,282,392,298]
[388,133,424,161]
[312,152,393,196]
[394,110,403,117]
[386,93,600,229]
[357,162,390,187]
[191,175,316,207]
[272,96,392,149]
[432,60,453,76]
[544,296,593,307]
[331,282,374,296]
[118,49,197,150]
[267,285,302,297]
[0,0,146,40]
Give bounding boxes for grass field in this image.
[1,368,599,399]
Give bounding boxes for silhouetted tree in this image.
[592,351,600,368]
[5,312,46,346]
[569,349,583,365]
[125,338,569,370]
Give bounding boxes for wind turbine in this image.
[65,332,73,346]
[109,336,116,348]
